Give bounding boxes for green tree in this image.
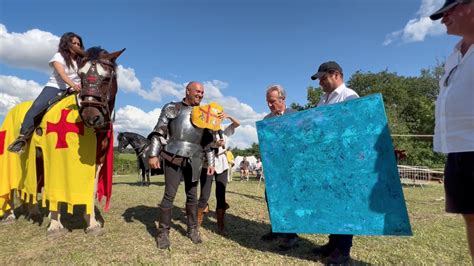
[292,64,446,168]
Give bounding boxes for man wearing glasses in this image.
[430,0,474,262]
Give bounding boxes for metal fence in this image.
[398,165,444,189]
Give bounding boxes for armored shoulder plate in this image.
[162,102,182,119]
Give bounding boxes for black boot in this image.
[186,203,202,244]
[8,135,28,154]
[156,207,172,249]
[216,208,227,236]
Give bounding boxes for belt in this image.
[159,150,186,167]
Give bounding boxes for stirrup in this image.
[7,135,28,154]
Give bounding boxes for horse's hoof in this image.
[0,215,16,226]
[47,227,68,239]
[85,225,104,236]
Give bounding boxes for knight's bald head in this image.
[185,81,204,106]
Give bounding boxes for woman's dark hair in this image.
[58,32,84,69]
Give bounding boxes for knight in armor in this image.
[8,32,84,153]
[148,81,215,249]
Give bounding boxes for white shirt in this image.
[45,52,80,90]
[213,123,238,174]
[434,41,474,153]
[317,83,359,107]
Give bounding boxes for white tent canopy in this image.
[233,155,257,171]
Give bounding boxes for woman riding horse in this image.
[0,45,125,237]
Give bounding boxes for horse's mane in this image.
[86,46,118,67]
[120,132,148,143]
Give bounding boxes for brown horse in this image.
[0,46,125,237]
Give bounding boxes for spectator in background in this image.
[255,158,264,181]
[430,0,474,262]
[240,156,250,181]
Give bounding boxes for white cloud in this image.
[114,70,266,148]
[0,75,42,115]
[113,103,263,149]
[0,23,264,148]
[383,0,446,45]
[0,93,21,116]
[0,24,58,73]
[114,105,162,135]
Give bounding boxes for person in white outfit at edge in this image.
[430,0,474,262]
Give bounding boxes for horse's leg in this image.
[47,207,68,238]
[0,194,16,225]
[84,163,103,236]
[146,169,150,186]
[141,167,146,186]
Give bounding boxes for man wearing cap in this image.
[430,0,474,261]
[310,61,359,264]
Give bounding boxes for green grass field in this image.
[116,153,137,161]
[1,174,470,264]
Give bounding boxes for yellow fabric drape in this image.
[26,95,97,214]
[0,101,32,216]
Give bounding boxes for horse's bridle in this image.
[79,59,116,126]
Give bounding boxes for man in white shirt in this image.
[310,61,359,264]
[430,0,474,262]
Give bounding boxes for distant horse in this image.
[0,46,125,237]
[117,132,163,186]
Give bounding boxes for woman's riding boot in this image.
[197,207,205,227]
[216,208,227,236]
[186,203,202,244]
[156,207,172,249]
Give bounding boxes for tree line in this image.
[233,63,446,168]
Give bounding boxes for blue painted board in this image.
[256,94,412,236]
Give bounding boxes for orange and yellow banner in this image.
[191,102,223,131]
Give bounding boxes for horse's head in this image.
[73,46,125,128]
[117,132,129,153]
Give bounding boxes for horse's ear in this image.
[71,45,87,58]
[103,48,126,62]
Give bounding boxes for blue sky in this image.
[0,0,459,148]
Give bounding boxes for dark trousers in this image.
[264,190,297,238]
[20,86,63,136]
[329,234,353,255]
[198,169,228,209]
[160,160,198,209]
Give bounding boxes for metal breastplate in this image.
[165,105,204,158]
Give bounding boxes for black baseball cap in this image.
[430,0,465,20]
[310,61,343,80]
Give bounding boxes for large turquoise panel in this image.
[256,94,412,236]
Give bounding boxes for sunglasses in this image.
[444,65,458,87]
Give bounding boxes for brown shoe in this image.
[197,207,205,226]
